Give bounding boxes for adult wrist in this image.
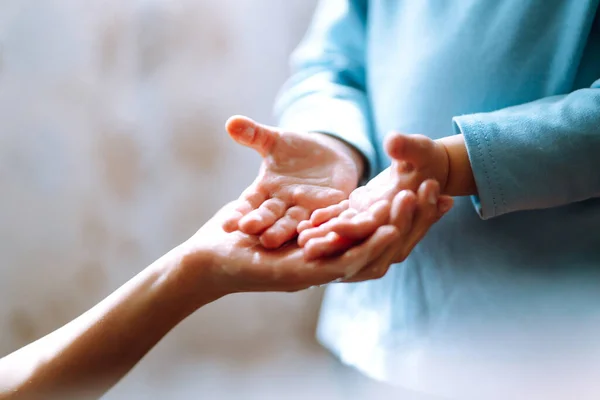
[166,244,227,312]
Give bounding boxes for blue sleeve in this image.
[274,0,378,180]
[453,78,600,219]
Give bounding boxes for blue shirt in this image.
[276,1,600,398]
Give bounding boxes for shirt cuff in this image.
[453,115,507,220]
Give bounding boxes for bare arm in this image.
[0,191,444,400]
[0,249,219,400]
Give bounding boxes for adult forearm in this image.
[0,247,219,400]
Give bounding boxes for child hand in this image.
[297,132,452,261]
[299,180,453,262]
[307,132,450,229]
[222,116,364,249]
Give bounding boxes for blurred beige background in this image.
[0,1,435,399]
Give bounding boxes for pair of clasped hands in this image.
[195,116,453,294]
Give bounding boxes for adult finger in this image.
[300,225,400,288]
[343,191,420,282]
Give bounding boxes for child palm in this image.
[223,116,362,249]
[298,132,451,255]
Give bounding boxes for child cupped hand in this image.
[298,130,455,262]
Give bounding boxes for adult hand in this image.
[181,201,399,295]
[300,180,453,278]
